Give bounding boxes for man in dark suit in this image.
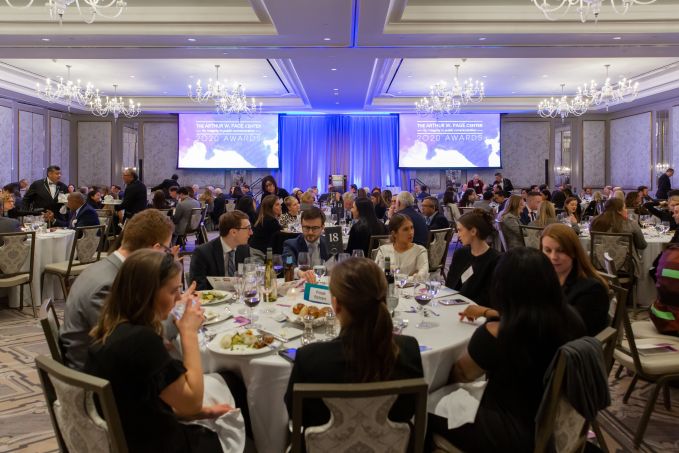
[394,191,429,246]
[22,165,68,213]
[420,196,450,230]
[190,210,252,291]
[211,187,227,225]
[151,173,180,196]
[491,172,514,193]
[520,191,543,225]
[657,168,674,200]
[115,167,147,222]
[44,192,100,229]
[283,207,330,281]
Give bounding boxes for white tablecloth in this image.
[199,288,477,453]
[579,232,671,305]
[9,229,75,308]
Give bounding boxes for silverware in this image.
[425,308,440,317]
[257,329,289,343]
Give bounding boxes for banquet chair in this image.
[519,225,544,250]
[589,231,638,311]
[95,210,113,253]
[458,206,476,216]
[612,298,679,447]
[494,220,509,252]
[427,228,453,275]
[290,378,427,453]
[42,224,106,299]
[273,231,300,255]
[368,235,391,260]
[35,355,128,453]
[39,298,63,363]
[176,207,204,251]
[0,231,37,317]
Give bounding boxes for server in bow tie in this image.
[23,165,68,214]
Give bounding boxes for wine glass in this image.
[352,249,364,258]
[413,279,435,329]
[313,263,326,284]
[337,252,350,263]
[243,272,260,328]
[661,221,670,235]
[330,213,338,226]
[427,274,443,308]
[394,269,408,297]
[272,254,284,277]
[298,252,311,273]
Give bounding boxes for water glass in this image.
[427,275,443,308]
[324,310,337,340]
[352,249,364,258]
[313,264,326,283]
[661,221,670,235]
[337,253,350,263]
[301,314,316,345]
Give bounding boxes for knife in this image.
[257,329,290,343]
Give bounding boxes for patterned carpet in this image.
[1,296,678,452]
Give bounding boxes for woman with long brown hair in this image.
[374,213,429,278]
[249,194,283,253]
[285,257,423,429]
[86,250,243,452]
[496,194,525,250]
[590,197,647,252]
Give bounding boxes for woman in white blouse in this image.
[375,213,429,278]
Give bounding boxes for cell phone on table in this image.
[438,298,469,306]
[279,348,297,363]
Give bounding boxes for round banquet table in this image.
[9,229,75,308]
[198,287,477,453]
[579,230,672,306]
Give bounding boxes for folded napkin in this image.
[428,380,487,430]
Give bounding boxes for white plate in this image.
[287,303,331,326]
[198,290,233,305]
[203,307,233,326]
[207,329,281,356]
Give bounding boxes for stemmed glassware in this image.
[413,277,435,329]
[312,256,326,284]
[351,249,364,258]
[427,273,443,308]
[298,252,311,273]
[243,271,260,328]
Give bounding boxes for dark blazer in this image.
[190,238,251,290]
[151,178,180,194]
[23,178,68,213]
[644,202,677,231]
[398,206,429,246]
[282,234,330,265]
[656,173,672,200]
[562,272,610,337]
[249,216,282,253]
[492,178,514,193]
[426,211,450,230]
[211,194,227,224]
[445,246,501,309]
[116,179,147,220]
[0,217,21,233]
[284,335,424,428]
[345,220,386,256]
[520,207,540,225]
[54,204,100,229]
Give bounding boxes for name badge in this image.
[303,283,332,304]
[461,266,474,284]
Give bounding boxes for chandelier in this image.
[415,63,484,116]
[188,65,262,115]
[538,84,591,119]
[533,0,657,23]
[580,64,638,111]
[4,0,127,23]
[89,84,140,120]
[35,65,96,110]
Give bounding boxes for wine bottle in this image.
[264,247,277,302]
[384,256,395,297]
[284,255,295,282]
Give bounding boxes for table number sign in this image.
[324,226,343,255]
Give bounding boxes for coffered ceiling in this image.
[0,0,678,114]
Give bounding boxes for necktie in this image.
[530,211,536,222]
[226,250,236,277]
[308,243,318,264]
[426,216,431,226]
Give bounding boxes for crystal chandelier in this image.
[35,65,96,110]
[188,65,261,115]
[89,84,140,120]
[187,65,226,103]
[4,0,127,23]
[415,63,484,116]
[580,64,638,111]
[533,0,657,23]
[538,84,591,120]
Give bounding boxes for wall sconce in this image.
[656,162,670,175]
[555,166,571,175]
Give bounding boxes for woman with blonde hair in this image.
[299,190,315,211]
[279,196,301,230]
[529,200,557,228]
[496,194,525,250]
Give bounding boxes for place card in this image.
[303,282,332,304]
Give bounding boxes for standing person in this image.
[346,198,386,257]
[23,165,68,213]
[466,174,484,195]
[151,174,180,196]
[492,172,514,193]
[657,168,674,200]
[115,168,147,222]
[211,188,226,226]
[261,175,289,200]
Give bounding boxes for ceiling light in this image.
[580,64,639,111]
[36,64,96,111]
[187,38,197,42]
[334,93,338,95]
[263,75,268,78]
[323,37,331,41]
[533,0,657,23]
[5,0,126,23]
[129,75,135,78]
[89,84,140,120]
[335,102,339,104]
[41,38,51,42]
[612,36,622,40]
[330,68,337,71]
[415,61,485,116]
[478,37,487,41]
[333,88,338,90]
[538,83,590,120]
[187,64,262,116]
[542,74,549,78]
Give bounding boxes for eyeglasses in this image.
[301,225,322,232]
[159,243,174,255]
[236,225,253,231]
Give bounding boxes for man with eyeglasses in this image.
[420,196,450,230]
[61,209,178,371]
[191,210,253,291]
[283,207,330,281]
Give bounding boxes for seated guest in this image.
[393,191,429,246]
[66,183,76,193]
[581,186,594,202]
[371,191,388,220]
[261,175,289,200]
[591,198,647,255]
[346,198,387,257]
[442,188,461,223]
[541,224,610,336]
[87,190,103,209]
[285,257,424,430]
[496,194,524,250]
[445,209,500,308]
[149,189,171,210]
[375,213,428,279]
[416,184,430,200]
[381,189,393,212]
[342,191,356,220]
[644,190,679,231]
[430,248,585,452]
[299,190,316,211]
[421,196,450,230]
[191,210,252,290]
[540,188,552,202]
[172,186,201,244]
[558,196,581,235]
[492,190,509,212]
[241,183,251,197]
[110,184,122,199]
[357,187,368,199]
[249,194,283,255]
[283,207,330,281]
[638,185,653,204]
[584,191,605,217]
[61,209,176,370]
[458,188,477,208]
[472,190,493,212]
[211,188,226,225]
[279,196,301,230]
[44,192,99,229]
[0,193,20,233]
[199,188,215,219]
[520,191,543,225]
[236,195,257,226]
[167,186,179,206]
[86,249,245,453]
[529,200,558,227]
[467,174,484,195]
[625,190,647,220]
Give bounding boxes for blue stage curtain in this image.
[278,114,402,192]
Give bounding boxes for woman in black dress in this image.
[85,250,239,452]
[249,194,283,253]
[431,248,585,452]
[346,197,386,257]
[236,195,257,226]
[285,257,424,429]
[261,175,289,200]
